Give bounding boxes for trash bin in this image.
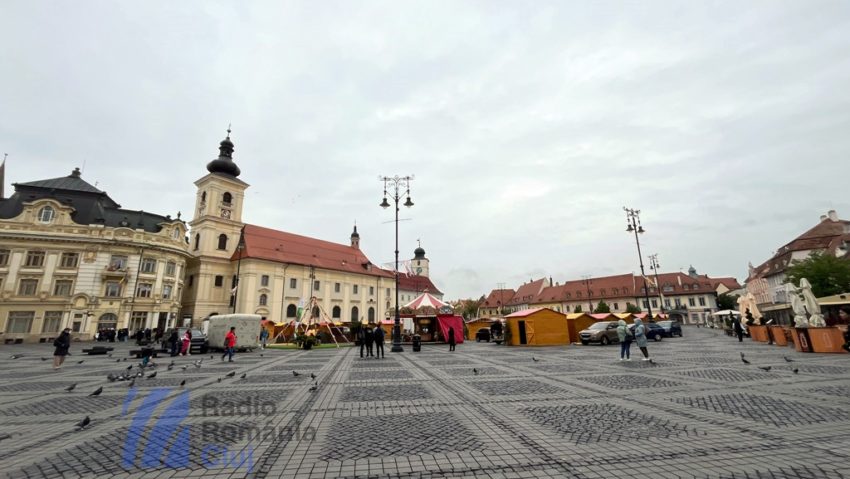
[412,334,421,352]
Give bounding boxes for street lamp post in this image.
[648,253,663,313]
[624,207,652,318]
[380,175,414,353]
[581,275,593,313]
[232,227,245,314]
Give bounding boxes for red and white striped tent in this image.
[404,292,448,310]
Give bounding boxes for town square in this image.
[2,1,850,478]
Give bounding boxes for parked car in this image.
[628,322,665,341]
[160,328,209,354]
[656,320,683,337]
[579,321,620,345]
[475,328,491,342]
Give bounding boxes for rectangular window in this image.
[688,297,696,307]
[613,302,619,310]
[698,297,706,306]
[24,251,45,267]
[353,284,359,294]
[129,311,147,331]
[675,298,682,307]
[42,311,63,332]
[105,281,122,297]
[109,255,128,270]
[5,311,34,333]
[165,261,176,277]
[59,252,79,268]
[289,278,297,289]
[664,298,671,307]
[651,299,658,308]
[0,249,9,267]
[261,275,270,287]
[642,300,648,308]
[53,279,73,296]
[369,286,374,295]
[140,258,157,274]
[334,282,341,293]
[18,279,38,295]
[188,275,194,287]
[214,275,224,287]
[162,284,173,300]
[136,283,153,298]
[386,288,390,297]
[313,280,320,291]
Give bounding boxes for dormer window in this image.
[38,206,55,223]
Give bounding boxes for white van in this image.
[206,314,262,351]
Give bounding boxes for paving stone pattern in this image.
[2,328,850,479]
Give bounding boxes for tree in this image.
[716,293,739,310]
[785,251,850,298]
[573,305,583,313]
[593,300,611,313]
[625,303,642,314]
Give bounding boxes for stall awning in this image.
[404,292,448,310]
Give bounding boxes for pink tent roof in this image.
[404,292,448,310]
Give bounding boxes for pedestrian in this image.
[168,329,180,356]
[135,329,144,345]
[222,327,237,362]
[617,319,632,361]
[180,329,192,356]
[365,327,375,357]
[358,326,367,358]
[839,306,850,353]
[373,325,385,359]
[447,326,456,352]
[259,327,269,349]
[145,328,152,342]
[140,347,153,367]
[634,318,650,361]
[733,315,744,343]
[53,328,71,370]
[154,328,163,346]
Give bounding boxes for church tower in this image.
[412,241,429,277]
[182,128,249,321]
[350,224,360,249]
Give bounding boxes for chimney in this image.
[828,210,838,222]
[820,214,828,222]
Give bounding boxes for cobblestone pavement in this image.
[1,327,849,478]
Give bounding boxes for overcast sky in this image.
[2,1,849,299]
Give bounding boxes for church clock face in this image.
[416,267,422,274]
[220,208,231,219]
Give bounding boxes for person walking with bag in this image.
[52,328,71,370]
[222,327,237,362]
[180,329,192,356]
[447,327,457,352]
[634,318,651,361]
[616,320,632,361]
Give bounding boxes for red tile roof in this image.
[711,277,742,291]
[397,273,443,295]
[234,224,392,279]
[481,289,516,308]
[650,272,715,295]
[507,279,547,306]
[750,216,850,280]
[554,273,636,302]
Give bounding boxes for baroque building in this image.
[0,168,190,343]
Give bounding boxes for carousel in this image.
[383,292,464,343]
[263,297,350,348]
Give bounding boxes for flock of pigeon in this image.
[740,351,799,374]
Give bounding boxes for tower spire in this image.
[206,125,241,177]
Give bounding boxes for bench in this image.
[129,349,159,359]
[82,347,114,355]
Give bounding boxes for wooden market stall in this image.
[505,308,568,346]
[565,313,597,344]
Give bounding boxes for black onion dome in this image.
[206,129,241,177]
[350,225,360,238]
[414,246,426,259]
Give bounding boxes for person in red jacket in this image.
[222,327,237,362]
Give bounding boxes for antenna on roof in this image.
[81,159,86,174]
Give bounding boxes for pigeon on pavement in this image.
[741,357,750,364]
[310,373,316,380]
[77,360,85,365]
[758,366,772,372]
[41,357,48,361]
[9,354,22,359]
[89,387,103,397]
[532,357,539,362]
[128,378,136,387]
[225,371,236,378]
[179,379,186,387]
[292,371,301,377]
[65,383,77,392]
[792,368,799,374]
[147,371,157,379]
[473,368,479,375]
[309,384,318,392]
[783,356,794,362]
[240,373,247,379]
[75,416,91,430]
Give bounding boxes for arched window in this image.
[332,306,341,319]
[222,192,232,205]
[286,304,297,318]
[201,191,207,202]
[259,294,267,306]
[194,234,200,250]
[98,313,118,330]
[351,306,359,322]
[368,307,375,322]
[38,206,55,223]
[218,234,228,250]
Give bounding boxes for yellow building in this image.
[180,131,400,325]
[0,168,190,342]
